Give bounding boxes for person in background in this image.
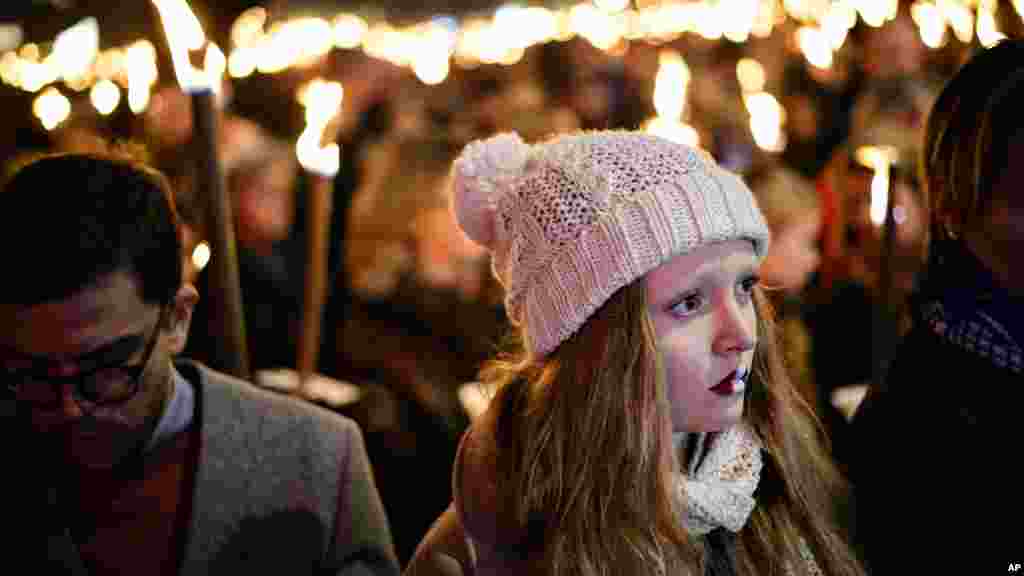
[0,146,399,575]
[342,133,506,565]
[405,131,863,575]
[746,164,821,407]
[182,114,306,373]
[850,38,1024,573]
[803,110,929,479]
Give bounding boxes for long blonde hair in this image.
[479,282,863,575]
[483,281,695,576]
[738,289,863,575]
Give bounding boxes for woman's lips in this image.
[710,368,747,396]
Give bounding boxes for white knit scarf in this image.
[673,423,762,536]
[673,423,824,575]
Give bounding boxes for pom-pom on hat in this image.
[452,130,770,358]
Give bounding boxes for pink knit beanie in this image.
[452,130,770,358]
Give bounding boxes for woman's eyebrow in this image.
[663,264,759,302]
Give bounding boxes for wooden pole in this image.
[872,166,898,391]
[297,173,333,392]
[293,78,343,398]
[192,89,250,380]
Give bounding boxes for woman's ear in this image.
[164,283,199,355]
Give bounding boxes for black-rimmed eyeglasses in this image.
[2,309,164,415]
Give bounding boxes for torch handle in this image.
[193,90,251,380]
[872,172,898,391]
[297,174,333,390]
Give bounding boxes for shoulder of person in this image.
[177,359,362,449]
[852,326,936,430]
[175,360,385,574]
[891,325,1023,413]
[851,321,1021,480]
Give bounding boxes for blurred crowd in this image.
[2,3,1019,565]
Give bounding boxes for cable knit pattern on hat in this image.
[452,130,770,357]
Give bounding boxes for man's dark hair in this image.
[921,38,1024,239]
[0,145,182,306]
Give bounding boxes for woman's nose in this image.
[712,297,756,356]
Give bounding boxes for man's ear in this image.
[165,283,199,355]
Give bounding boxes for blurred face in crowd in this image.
[759,211,821,294]
[785,94,820,142]
[222,118,297,253]
[232,153,296,252]
[144,88,194,149]
[862,14,925,79]
[414,204,488,300]
[845,169,921,245]
[646,240,759,433]
[0,271,197,470]
[844,164,927,290]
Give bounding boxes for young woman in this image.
[405,131,863,576]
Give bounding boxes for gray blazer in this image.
[42,360,400,576]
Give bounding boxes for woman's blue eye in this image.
[670,293,704,318]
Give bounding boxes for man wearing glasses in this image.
[0,148,400,575]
